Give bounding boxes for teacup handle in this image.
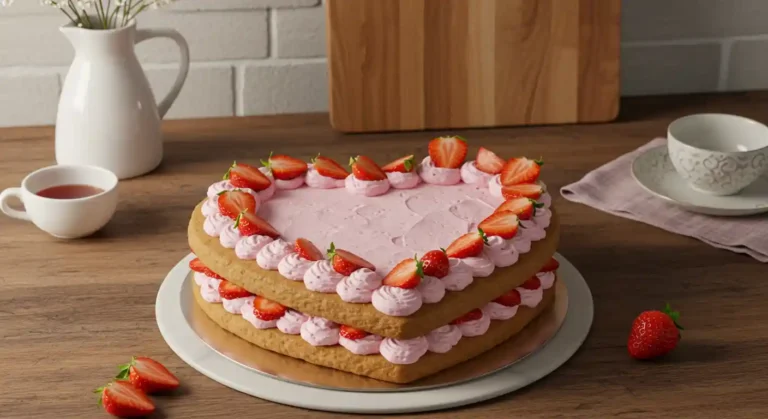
[0,188,30,221]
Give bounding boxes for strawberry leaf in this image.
[663,303,684,330]
[327,242,336,258]
[477,228,488,244]
[404,157,414,172]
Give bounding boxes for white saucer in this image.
[632,146,768,216]
[155,253,594,414]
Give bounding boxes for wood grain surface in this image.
[326,0,621,132]
[1,92,767,418]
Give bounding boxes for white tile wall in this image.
[1,0,767,127]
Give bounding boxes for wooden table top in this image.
[1,92,767,419]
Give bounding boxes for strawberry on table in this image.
[339,325,369,340]
[451,309,483,325]
[95,380,155,418]
[262,152,308,180]
[428,136,468,169]
[501,183,544,200]
[628,303,683,360]
[295,238,325,261]
[494,289,522,307]
[475,147,505,174]
[115,356,180,395]
[500,157,543,186]
[382,154,415,173]
[312,155,349,179]
[420,249,450,278]
[252,296,287,321]
[539,257,560,273]
[520,277,541,290]
[217,189,258,219]
[478,210,520,239]
[350,155,387,181]
[445,229,488,259]
[495,197,543,220]
[218,279,253,299]
[382,257,424,289]
[327,243,376,275]
[224,161,272,191]
[234,210,280,238]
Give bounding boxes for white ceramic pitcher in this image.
[55,20,189,179]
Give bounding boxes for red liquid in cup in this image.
[36,184,104,199]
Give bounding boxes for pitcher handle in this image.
[135,29,190,119]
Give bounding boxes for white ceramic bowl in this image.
[667,114,768,196]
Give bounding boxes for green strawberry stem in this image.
[477,228,488,244]
[327,242,337,259]
[413,255,424,278]
[261,151,274,168]
[663,303,684,330]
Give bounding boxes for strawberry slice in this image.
[521,277,541,290]
[115,356,180,394]
[295,238,324,261]
[350,155,387,181]
[217,189,258,219]
[339,325,369,340]
[224,161,272,191]
[500,157,543,186]
[501,183,544,200]
[262,152,308,180]
[189,258,223,280]
[312,155,349,179]
[478,210,520,239]
[539,257,560,273]
[451,309,483,325]
[234,210,280,238]
[382,257,424,289]
[428,136,468,168]
[494,289,522,307]
[420,249,449,279]
[252,296,287,321]
[327,243,375,275]
[495,197,543,220]
[218,279,253,299]
[382,154,415,173]
[475,147,505,174]
[445,229,488,259]
[96,381,155,418]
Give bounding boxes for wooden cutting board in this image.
[326,0,621,133]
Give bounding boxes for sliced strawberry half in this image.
[339,325,369,340]
[224,161,272,191]
[475,147,505,174]
[262,152,308,180]
[252,296,287,321]
[494,289,522,307]
[327,243,375,275]
[295,238,324,261]
[539,257,560,273]
[189,258,223,280]
[218,189,258,219]
[445,229,488,259]
[218,279,253,299]
[349,155,387,181]
[500,157,543,186]
[312,155,349,179]
[116,356,180,394]
[451,309,483,325]
[382,154,415,173]
[495,197,543,220]
[96,380,155,418]
[501,183,544,200]
[420,249,449,279]
[234,210,280,238]
[382,257,424,289]
[521,277,541,290]
[478,210,520,239]
[428,136,468,168]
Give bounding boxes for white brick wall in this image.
[1,0,768,127]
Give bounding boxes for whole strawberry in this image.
[628,303,683,360]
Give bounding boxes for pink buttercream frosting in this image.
[462,255,495,277]
[457,311,491,337]
[203,213,230,237]
[235,235,274,260]
[533,207,552,228]
[488,175,503,198]
[241,300,279,329]
[207,180,235,198]
[460,161,494,187]
[201,278,222,303]
[276,310,309,335]
[418,156,461,185]
[305,164,346,189]
[417,276,446,304]
[441,258,474,291]
[520,220,546,241]
[277,253,313,281]
[539,192,552,208]
[336,268,382,303]
[194,272,211,287]
[371,286,423,316]
[256,239,294,270]
[484,236,519,267]
[426,325,462,353]
[201,197,220,217]
[345,175,391,197]
[483,302,519,320]
[256,167,277,202]
[510,229,532,254]
[300,317,340,346]
[222,295,254,314]
[274,175,306,190]
[303,260,345,293]
[518,286,544,308]
[386,171,421,189]
[537,271,556,289]
[379,337,429,364]
[219,224,242,249]
[339,335,383,355]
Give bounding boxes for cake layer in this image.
[193,283,555,384]
[189,203,560,339]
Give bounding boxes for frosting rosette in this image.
[339,334,383,355]
[379,337,429,364]
[256,239,294,270]
[336,268,382,303]
[484,236,519,267]
[441,258,474,291]
[345,175,391,197]
[483,302,519,320]
[457,310,491,337]
[416,275,446,304]
[277,253,314,281]
[461,255,495,277]
[235,235,274,260]
[460,161,494,187]
[276,310,309,335]
[371,286,423,316]
[203,213,230,237]
[417,156,461,185]
[304,260,346,293]
[219,224,242,249]
[386,171,421,189]
[300,317,340,346]
[305,164,346,189]
[426,325,462,354]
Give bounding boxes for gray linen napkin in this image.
[560,138,768,262]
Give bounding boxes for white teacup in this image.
[0,165,119,239]
[667,114,768,196]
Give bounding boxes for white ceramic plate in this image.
[632,146,768,216]
[156,253,594,414]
